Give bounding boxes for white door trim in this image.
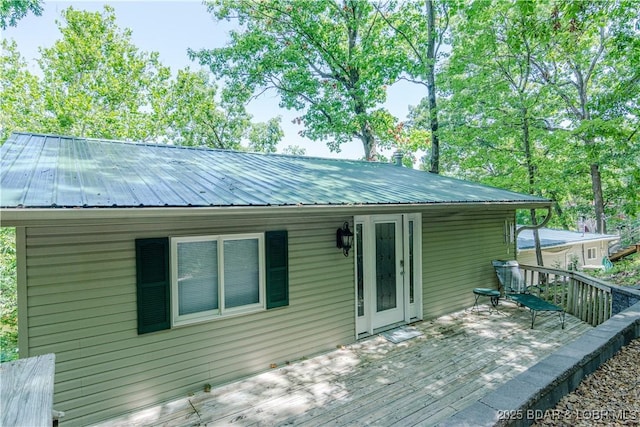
[355,213,422,336]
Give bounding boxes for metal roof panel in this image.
[1,132,551,209]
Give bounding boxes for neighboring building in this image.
[0,132,551,426]
[517,227,618,270]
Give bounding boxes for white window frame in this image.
[171,233,265,326]
[587,247,597,260]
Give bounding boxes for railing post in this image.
[580,283,587,322]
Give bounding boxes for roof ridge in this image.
[9,131,380,166]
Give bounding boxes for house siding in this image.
[421,211,513,319]
[23,214,356,426]
[21,208,515,425]
[518,241,610,269]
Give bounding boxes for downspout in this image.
[515,206,553,273]
[516,205,553,259]
[515,205,553,237]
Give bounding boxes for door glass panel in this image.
[376,222,396,312]
[356,224,364,317]
[409,221,414,304]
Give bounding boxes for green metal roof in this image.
[1,132,551,209]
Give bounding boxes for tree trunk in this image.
[360,125,377,161]
[425,0,439,174]
[590,162,606,233]
[353,94,377,160]
[530,210,544,267]
[550,191,571,229]
[522,113,544,266]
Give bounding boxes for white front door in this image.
[355,214,422,335]
[371,216,404,329]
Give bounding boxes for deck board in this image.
[0,353,55,427]
[95,304,592,427]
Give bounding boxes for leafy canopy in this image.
[192,0,406,160]
[0,0,43,29]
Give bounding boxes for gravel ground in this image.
[533,338,640,426]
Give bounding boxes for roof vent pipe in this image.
[393,151,403,167]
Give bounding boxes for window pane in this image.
[376,222,396,312]
[409,221,414,304]
[224,239,260,308]
[177,240,218,315]
[356,224,364,317]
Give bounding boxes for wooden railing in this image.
[518,264,613,326]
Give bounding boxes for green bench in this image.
[492,260,565,329]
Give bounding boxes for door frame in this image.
[354,213,423,336]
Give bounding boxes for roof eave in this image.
[0,200,552,226]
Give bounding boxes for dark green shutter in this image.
[265,230,289,309]
[135,238,171,334]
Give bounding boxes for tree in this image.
[433,0,638,235]
[192,0,404,160]
[377,0,451,173]
[529,0,640,233]
[0,39,45,142]
[247,117,284,153]
[439,0,566,263]
[158,68,284,150]
[281,145,306,156]
[162,69,244,149]
[37,6,172,141]
[0,0,43,29]
[2,6,284,153]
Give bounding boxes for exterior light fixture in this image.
[336,222,354,257]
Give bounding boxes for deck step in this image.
[609,243,640,262]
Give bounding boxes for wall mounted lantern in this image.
[336,222,354,257]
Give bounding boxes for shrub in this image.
[0,227,18,362]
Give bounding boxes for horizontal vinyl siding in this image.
[518,250,539,266]
[24,215,355,426]
[421,211,513,319]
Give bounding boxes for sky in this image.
[1,0,425,160]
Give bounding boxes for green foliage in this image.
[192,0,405,160]
[0,39,45,142]
[247,117,284,153]
[590,253,640,287]
[435,0,639,230]
[0,228,18,362]
[1,5,283,152]
[37,6,172,141]
[161,69,245,149]
[523,0,640,232]
[379,0,451,172]
[281,145,306,156]
[0,0,43,29]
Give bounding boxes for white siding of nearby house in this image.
[20,209,515,426]
[518,240,611,269]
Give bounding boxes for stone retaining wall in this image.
[438,301,640,427]
[612,285,640,315]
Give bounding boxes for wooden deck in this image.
[96,303,592,427]
[1,353,55,427]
